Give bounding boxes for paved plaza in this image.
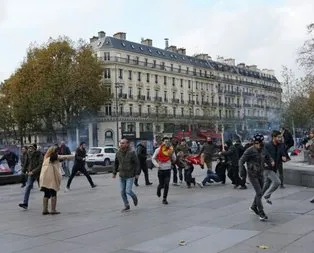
[1,165,314,253]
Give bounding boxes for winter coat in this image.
[73,147,86,168]
[25,150,44,179]
[200,142,217,162]
[264,141,285,172]
[39,156,62,192]
[175,144,190,155]
[0,152,18,168]
[114,148,140,178]
[136,144,147,162]
[239,146,273,178]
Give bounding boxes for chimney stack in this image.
[164,38,169,49]
[141,38,153,46]
[89,36,99,43]
[177,48,186,55]
[113,32,126,40]
[98,31,106,38]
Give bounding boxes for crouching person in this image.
[177,152,202,188]
[202,157,225,186]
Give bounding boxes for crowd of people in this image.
[12,127,314,221]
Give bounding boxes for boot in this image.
[134,178,139,187]
[50,196,60,215]
[42,197,49,215]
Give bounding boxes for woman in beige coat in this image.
[39,146,73,215]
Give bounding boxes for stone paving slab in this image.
[0,167,314,253]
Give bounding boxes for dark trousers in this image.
[278,163,284,186]
[157,169,171,199]
[21,173,27,186]
[135,160,150,185]
[249,175,264,213]
[172,164,183,183]
[67,164,95,188]
[227,165,244,186]
[184,165,195,187]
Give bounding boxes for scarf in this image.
[156,144,173,163]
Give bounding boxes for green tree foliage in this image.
[1,37,110,143]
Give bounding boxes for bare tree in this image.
[298,23,314,74]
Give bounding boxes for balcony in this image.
[188,100,195,105]
[137,95,146,101]
[172,98,180,104]
[243,103,252,107]
[180,100,185,104]
[146,96,151,101]
[118,93,127,99]
[154,97,162,102]
[218,102,224,107]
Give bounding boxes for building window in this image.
[147,105,151,115]
[135,56,139,65]
[164,76,167,85]
[155,74,158,84]
[127,55,130,63]
[164,91,167,101]
[173,107,176,117]
[153,60,156,68]
[188,80,191,89]
[128,70,132,80]
[160,62,165,70]
[164,106,168,115]
[139,123,144,132]
[199,69,202,76]
[147,89,150,99]
[196,81,198,89]
[172,92,175,100]
[171,64,173,71]
[105,104,112,116]
[119,104,123,115]
[127,122,135,132]
[146,123,152,131]
[181,93,183,101]
[178,65,181,73]
[146,73,150,83]
[189,108,192,117]
[155,106,159,116]
[205,70,207,77]
[196,95,199,103]
[181,107,184,116]
[144,58,148,67]
[104,68,111,79]
[139,104,142,116]
[128,87,132,98]
[118,69,123,79]
[180,79,183,88]
[104,52,110,61]
[138,72,141,81]
[138,88,141,96]
[186,67,189,74]
[172,77,175,86]
[129,104,133,116]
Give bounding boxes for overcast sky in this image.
[0,0,313,82]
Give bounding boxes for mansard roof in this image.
[95,36,279,84]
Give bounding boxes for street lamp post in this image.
[114,64,124,146]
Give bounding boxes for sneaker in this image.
[179,181,183,184]
[240,185,247,190]
[162,199,168,205]
[18,203,28,210]
[146,182,153,186]
[280,185,285,189]
[249,206,259,215]
[65,187,70,192]
[310,198,314,203]
[196,182,203,188]
[91,184,97,188]
[264,196,272,205]
[133,196,138,206]
[259,212,268,221]
[121,205,130,212]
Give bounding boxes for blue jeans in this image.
[202,169,220,184]
[23,176,36,205]
[119,177,137,206]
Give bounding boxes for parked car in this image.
[86,146,117,168]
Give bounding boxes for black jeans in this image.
[157,169,171,199]
[172,164,183,183]
[136,160,150,184]
[67,164,95,188]
[228,165,244,186]
[249,174,264,213]
[184,165,195,186]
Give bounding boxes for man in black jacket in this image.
[66,142,96,190]
[0,149,18,174]
[18,144,43,210]
[220,140,245,189]
[239,134,274,221]
[262,130,287,204]
[280,126,294,160]
[135,140,152,186]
